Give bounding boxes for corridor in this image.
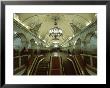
[13,13,97,75]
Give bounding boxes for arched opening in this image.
[74,38,81,54]
[84,32,97,55]
[14,33,28,51]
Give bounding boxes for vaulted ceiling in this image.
[14,13,96,47]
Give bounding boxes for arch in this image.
[84,31,96,44]
[89,33,97,54]
[74,38,81,53]
[75,38,81,48]
[83,31,97,54]
[14,33,28,50]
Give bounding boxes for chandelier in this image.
[49,17,63,40]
